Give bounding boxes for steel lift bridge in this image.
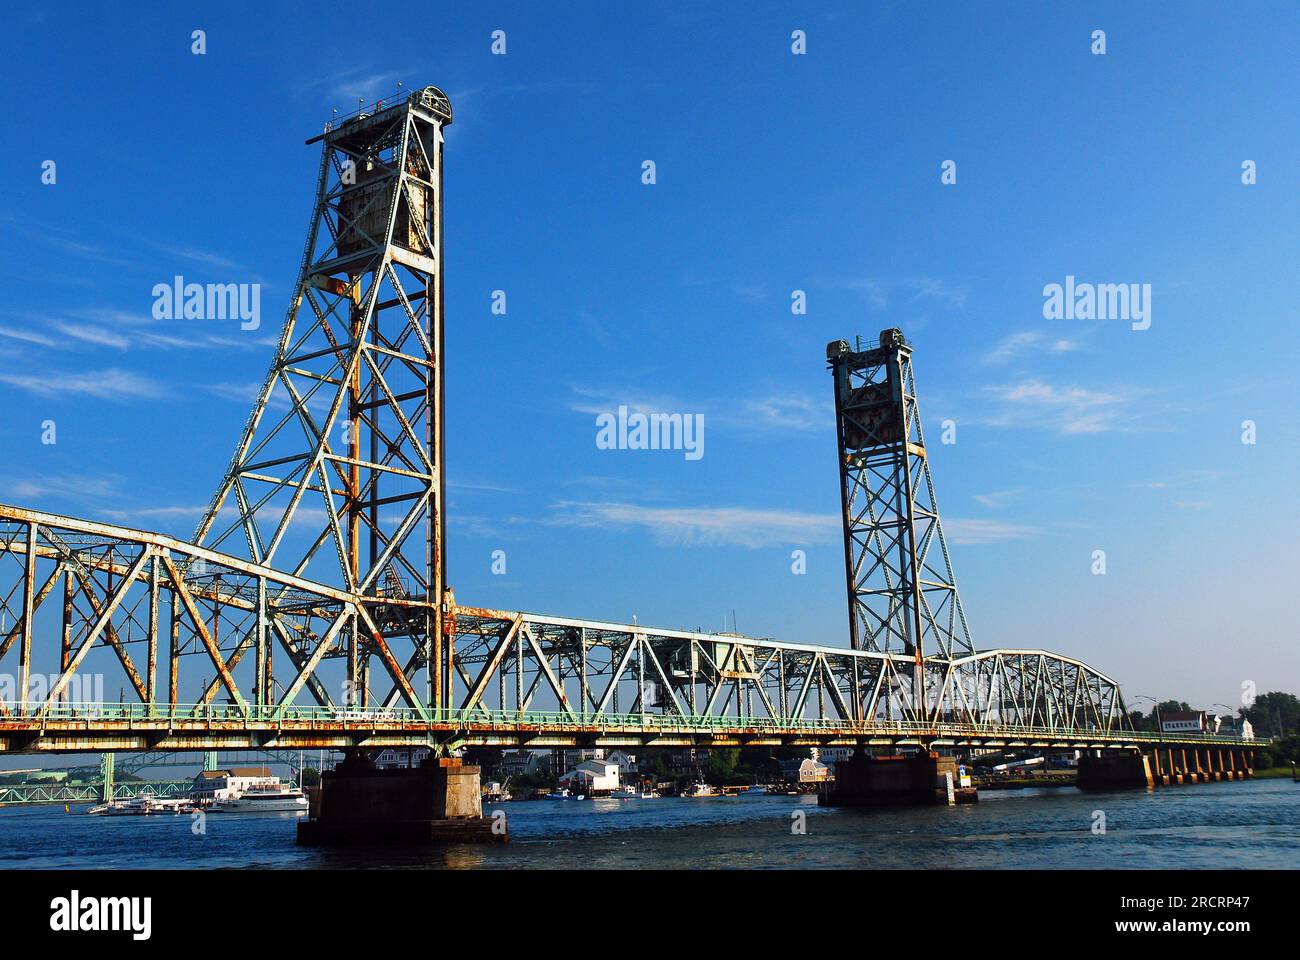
[0,86,1243,763]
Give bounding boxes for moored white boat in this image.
[88,791,193,816]
[209,784,308,813]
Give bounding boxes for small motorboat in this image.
[546,788,586,800]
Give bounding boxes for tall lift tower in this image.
[194,86,453,711]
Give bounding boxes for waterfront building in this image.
[559,759,622,794]
[779,758,830,784]
[1160,711,1211,734]
[498,750,548,778]
[373,748,431,769]
[190,766,279,802]
[1213,716,1255,740]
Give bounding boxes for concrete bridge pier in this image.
[819,750,977,807]
[1113,745,1257,790]
[297,750,505,846]
[1076,750,1154,790]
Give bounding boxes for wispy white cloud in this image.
[544,500,1029,549]
[205,382,262,404]
[203,380,334,416]
[904,277,970,309]
[569,386,687,418]
[0,367,165,400]
[943,518,1038,545]
[68,307,156,328]
[981,378,1142,434]
[743,394,829,433]
[816,276,969,311]
[316,69,407,104]
[0,325,58,348]
[570,387,827,435]
[971,488,1023,509]
[2,314,271,355]
[448,478,515,494]
[4,474,121,503]
[156,244,241,271]
[545,500,838,548]
[98,504,211,523]
[54,322,131,350]
[983,331,1080,363]
[817,277,888,309]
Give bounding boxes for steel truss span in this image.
[0,504,1238,753]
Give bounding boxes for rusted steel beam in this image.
[66,565,148,703]
[40,549,153,709]
[355,604,425,717]
[161,553,247,714]
[0,504,430,610]
[0,555,62,663]
[273,608,351,715]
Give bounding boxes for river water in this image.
[1,779,1294,869]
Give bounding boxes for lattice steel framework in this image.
[0,508,1142,749]
[828,329,974,718]
[194,86,452,709]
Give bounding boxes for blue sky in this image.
[0,1,1296,710]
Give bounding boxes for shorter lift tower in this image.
[827,330,974,721]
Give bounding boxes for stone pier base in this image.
[819,751,977,807]
[1077,751,1153,790]
[297,752,506,846]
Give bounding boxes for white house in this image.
[779,758,829,784]
[1213,715,1255,740]
[605,750,638,774]
[1160,711,1210,734]
[560,758,621,793]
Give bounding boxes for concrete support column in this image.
[298,752,505,846]
[1078,751,1152,790]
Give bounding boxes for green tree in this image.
[706,748,741,783]
[1243,691,1300,739]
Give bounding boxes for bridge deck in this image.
[0,704,1255,753]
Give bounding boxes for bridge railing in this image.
[11,702,1256,746]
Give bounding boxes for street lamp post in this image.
[1212,703,1238,738]
[1134,695,1165,745]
